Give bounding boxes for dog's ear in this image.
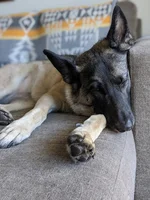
[43,49,80,88]
[107,5,134,51]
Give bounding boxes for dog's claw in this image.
[92,154,95,159]
[67,134,95,163]
[0,109,14,125]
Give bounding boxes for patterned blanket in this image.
[0,0,116,66]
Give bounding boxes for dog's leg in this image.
[1,99,35,112]
[0,99,35,125]
[0,93,62,148]
[67,115,106,162]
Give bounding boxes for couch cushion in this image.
[0,111,136,200]
[0,0,116,66]
[130,38,150,200]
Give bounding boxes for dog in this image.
[0,6,135,162]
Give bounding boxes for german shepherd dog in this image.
[0,6,135,162]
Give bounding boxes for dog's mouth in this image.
[112,127,132,133]
[104,112,135,133]
[107,123,133,133]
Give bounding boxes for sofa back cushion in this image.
[117,1,137,39]
[0,0,116,66]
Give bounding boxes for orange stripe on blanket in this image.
[49,16,111,30]
[0,27,46,39]
[0,16,110,39]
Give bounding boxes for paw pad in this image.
[67,134,95,163]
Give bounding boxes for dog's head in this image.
[44,6,135,132]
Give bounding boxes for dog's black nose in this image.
[116,118,134,132]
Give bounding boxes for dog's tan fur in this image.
[0,60,106,156]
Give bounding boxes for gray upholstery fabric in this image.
[130,38,150,200]
[0,111,136,200]
[136,19,142,39]
[117,1,138,39]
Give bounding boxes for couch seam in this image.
[111,132,129,200]
[130,48,137,140]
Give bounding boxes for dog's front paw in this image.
[67,133,95,163]
[0,121,31,148]
[0,108,14,125]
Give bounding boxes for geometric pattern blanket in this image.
[0,0,116,66]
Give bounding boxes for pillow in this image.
[0,0,117,66]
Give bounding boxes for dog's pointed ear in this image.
[107,5,134,51]
[43,50,80,87]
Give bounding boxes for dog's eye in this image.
[115,76,127,85]
[96,85,106,95]
[90,82,106,96]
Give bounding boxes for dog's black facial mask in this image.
[43,6,135,132]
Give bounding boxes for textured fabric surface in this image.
[130,38,150,200]
[0,0,116,66]
[117,1,137,39]
[0,111,136,200]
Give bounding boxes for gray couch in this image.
[130,37,150,200]
[0,2,149,200]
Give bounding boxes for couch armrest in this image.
[129,38,150,199]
